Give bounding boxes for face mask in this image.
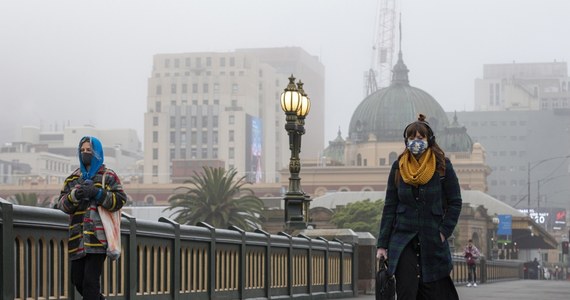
[81,152,93,166]
[407,139,428,155]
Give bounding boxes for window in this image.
[155,101,161,113]
[379,158,386,166]
[153,131,158,143]
[185,57,191,67]
[153,149,158,160]
[182,84,188,94]
[229,130,234,142]
[232,83,238,92]
[170,132,175,143]
[192,84,198,93]
[170,149,175,160]
[220,57,226,67]
[206,57,211,66]
[213,131,218,144]
[195,57,202,68]
[152,166,158,176]
[180,116,187,127]
[164,59,170,68]
[213,116,218,127]
[230,57,235,66]
[201,134,208,144]
[191,134,197,145]
[214,98,219,105]
[203,83,209,93]
[229,147,235,159]
[214,83,219,92]
[191,116,197,127]
[180,132,186,144]
[153,116,158,126]
[156,85,162,95]
[203,99,209,105]
[180,149,186,159]
[202,117,208,127]
[171,84,177,94]
[213,148,218,158]
[191,149,197,158]
[174,58,180,68]
[229,115,235,124]
[201,148,208,158]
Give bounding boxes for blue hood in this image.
[78,136,104,179]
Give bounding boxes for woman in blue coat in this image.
[377,114,461,299]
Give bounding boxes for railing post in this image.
[198,222,216,299]
[255,228,271,300]
[0,199,15,300]
[352,242,358,297]
[298,234,312,296]
[122,212,138,299]
[159,217,181,300]
[333,238,345,293]
[229,225,246,300]
[317,237,329,295]
[278,231,293,297]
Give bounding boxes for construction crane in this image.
[364,0,399,96]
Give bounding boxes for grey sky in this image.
[1,0,569,146]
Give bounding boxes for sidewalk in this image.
[353,280,570,300]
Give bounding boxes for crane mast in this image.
[365,0,398,96]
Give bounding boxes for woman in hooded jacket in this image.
[59,136,127,300]
[376,114,462,300]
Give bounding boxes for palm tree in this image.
[164,167,264,230]
[11,192,53,207]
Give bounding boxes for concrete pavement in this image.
[352,280,570,300]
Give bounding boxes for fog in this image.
[1,0,569,145]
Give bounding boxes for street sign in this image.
[497,214,512,235]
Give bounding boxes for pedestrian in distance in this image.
[58,136,127,300]
[376,114,462,300]
[463,239,481,287]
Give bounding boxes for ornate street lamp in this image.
[280,75,312,231]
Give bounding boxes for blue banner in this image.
[497,214,512,235]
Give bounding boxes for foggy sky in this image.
[1,0,570,146]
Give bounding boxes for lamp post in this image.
[527,155,570,213]
[492,215,499,260]
[280,74,311,231]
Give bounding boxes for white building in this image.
[474,61,570,111]
[144,47,325,184]
[0,125,143,184]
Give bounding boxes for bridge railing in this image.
[0,200,357,300]
[451,254,522,284]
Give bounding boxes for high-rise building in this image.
[474,62,570,111]
[143,47,325,184]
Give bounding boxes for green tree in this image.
[164,167,264,230]
[330,198,384,237]
[11,193,52,207]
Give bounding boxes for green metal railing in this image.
[0,199,357,300]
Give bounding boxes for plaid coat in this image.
[377,158,462,283]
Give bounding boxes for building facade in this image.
[143,47,325,184]
[474,62,570,111]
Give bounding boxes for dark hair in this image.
[468,239,473,243]
[399,114,446,175]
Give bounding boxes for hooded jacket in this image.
[58,136,127,260]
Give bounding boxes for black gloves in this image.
[74,179,107,205]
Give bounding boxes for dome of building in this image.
[348,51,450,143]
[439,112,474,153]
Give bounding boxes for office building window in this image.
[164,59,170,68]
[202,134,208,144]
[155,101,161,112]
[153,131,158,143]
[192,83,198,93]
[220,57,226,67]
[182,84,188,94]
[185,57,191,67]
[229,130,234,142]
[214,83,219,92]
[213,148,218,159]
[156,85,162,95]
[203,83,209,93]
[229,115,235,124]
[230,57,235,66]
[196,57,202,68]
[202,117,208,127]
[170,149,175,160]
[229,148,234,159]
[181,116,187,127]
[213,131,218,144]
[152,166,158,176]
[153,116,159,126]
[174,58,180,68]
[201,148,208,158]
[170,132,175,143]
[206,57,211,66]
[171,84,177,94]
[191,149,197,158]
[170,116,175,128]
[213,116,218,127]
[232,84,238,92]
[153,149,158,160]
[180,150,186,159]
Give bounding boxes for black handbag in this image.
[375,257,395,300]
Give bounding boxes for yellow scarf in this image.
[399,148,436,186]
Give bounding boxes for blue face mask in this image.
[407,139,428,155]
